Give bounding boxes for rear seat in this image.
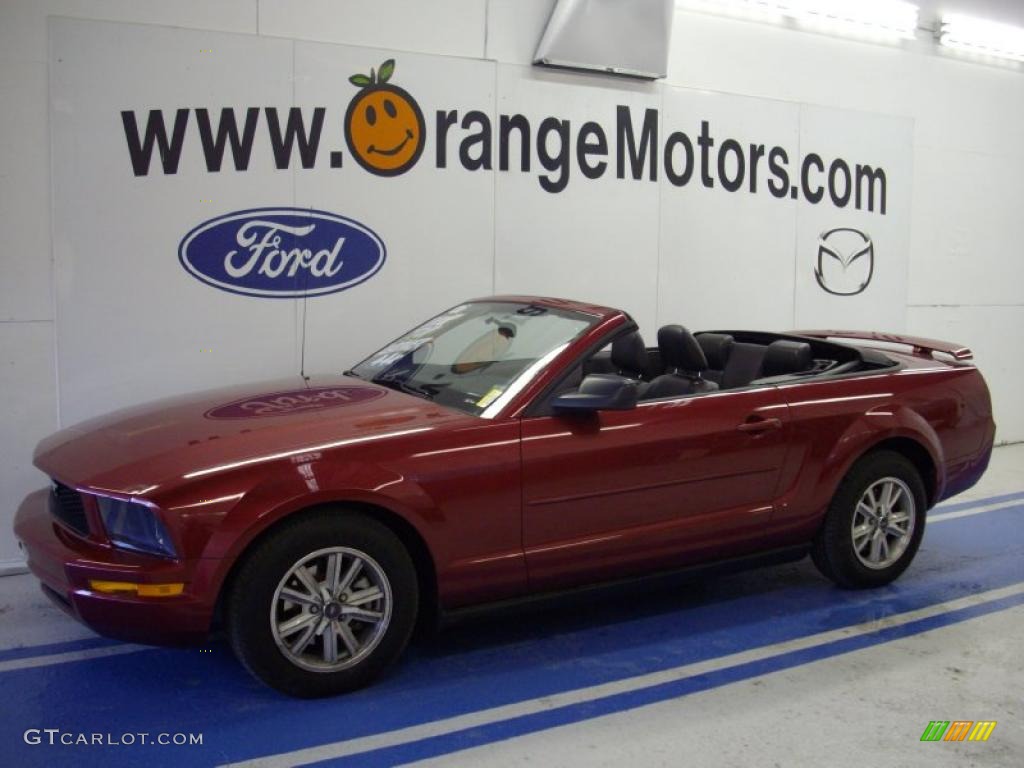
[588,332,814,391]
[696,333,735,385]
[751,340,813,384]
[719,339,813,389]
[720,342,768,389]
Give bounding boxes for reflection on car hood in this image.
[33,374,465,493]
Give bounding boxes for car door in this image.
[521,387,791,590]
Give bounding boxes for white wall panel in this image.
[910,54,1024,158]
[909,147,1024,307]
[0,60,51,321]
[295,43,496,373]
[0,322,57,564]
[493,65,662,337]
[658,88,799,332]
[0,0,258,63]
[50,20,301,425]
[259,0,486,59]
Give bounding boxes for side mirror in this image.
[551,374,639,413]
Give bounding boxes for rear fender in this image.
[799,404,945,528]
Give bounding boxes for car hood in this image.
[34,374,464,494]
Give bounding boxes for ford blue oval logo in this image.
[179,208,385,298]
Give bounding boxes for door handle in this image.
[736,417,782,434]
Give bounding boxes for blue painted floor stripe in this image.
[310,591,1024,768]
[0,636,121,664]
[0,497,1020,767]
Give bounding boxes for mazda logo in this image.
[815,227,874,296]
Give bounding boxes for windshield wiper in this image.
[372,377,435,400]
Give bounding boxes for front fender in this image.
[187,458,443,610]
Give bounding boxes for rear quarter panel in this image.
[769,355,994,543]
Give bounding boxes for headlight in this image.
[96,497,177,558]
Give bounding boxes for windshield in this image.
[349,301,597,417]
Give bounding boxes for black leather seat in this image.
[644,325,719,399]
[610,331,650,380]
[720,342,768,389]
[583,350,615,375]
[696,333,734,384]
[753,340,813,382]
[721,338,814,389]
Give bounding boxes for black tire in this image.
[226,510,418,697]
[811,450,927,589]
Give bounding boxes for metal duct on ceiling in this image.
[533,0,675,80]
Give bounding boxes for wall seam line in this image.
[46,17,61,431]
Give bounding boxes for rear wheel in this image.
[811,451,927,589]
[226,511,418,697]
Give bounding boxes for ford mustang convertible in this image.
[14,297,995,696]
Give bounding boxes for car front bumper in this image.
[13,489,214,645]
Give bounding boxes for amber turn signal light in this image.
[89,580,184,597]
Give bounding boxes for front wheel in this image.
[811,451,927,589]
[226,511,418,697]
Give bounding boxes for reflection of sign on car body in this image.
[179,208,385,298]
[204,385,385,419]
[815,227,874,296]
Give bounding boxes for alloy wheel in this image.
[850,477,916,570]
[270,546,392,672]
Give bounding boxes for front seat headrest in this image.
[761,340,813,377]
[697,333,735,370]
[611,331,648,378]
[657,325,708,375]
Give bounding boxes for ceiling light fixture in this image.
[938,14,1024,63]
[677,1,920,40]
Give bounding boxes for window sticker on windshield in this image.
[476,387,504,408]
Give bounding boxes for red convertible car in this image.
[14,296,995,697]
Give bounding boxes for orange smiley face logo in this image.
[345,59,425,177]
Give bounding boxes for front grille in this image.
[49,481,89,536]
